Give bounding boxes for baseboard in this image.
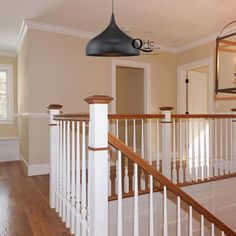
[20,154,50,176]
[0,137,20,162]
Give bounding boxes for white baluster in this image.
[156,119,160,171]
[214,119,219,177]
[172,119,177,184]
[108,159,112,197]
[179,119,184,183]
[221,231,225,236]
[198,119,202,180]
[232,109,236,172]
[177,196,181,236]
[192,120,196,180]
[185,119,191,182]
[124,119,129,193]
[66,121,71,228]
[211,223,214,236]
[81,122,87,236]
[220,119,224,175]
[70,121,76,234]
[225,119,229,174]
[201,215,204,236]
[58,121,63,215]
[75,121,81,236]
[149,175,154,236]
[163,186,168,236]
[117,150,123,236]
[189,206,192,236]
[133,119,139,236]
[203,119,208,179]
[62,120,67,222]
[140,119,146,190]
[160,107,173,179]
[115,119,119,194]
[230,118,234,173]
[209,119,214,178]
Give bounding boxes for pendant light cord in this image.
[112,0,114,13]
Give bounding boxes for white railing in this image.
[47,96,236,236]
[108,110,236,188]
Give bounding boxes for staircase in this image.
[47,95,236,236]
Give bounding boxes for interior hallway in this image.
[0,161,71,236]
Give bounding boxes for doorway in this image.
[177,57,214,114]
[111,59,151,114]
[116,66,144,114]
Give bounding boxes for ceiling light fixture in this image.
[86,0,140,57]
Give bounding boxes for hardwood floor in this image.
[0,161,71,236]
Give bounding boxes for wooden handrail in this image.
[108,132,236,236]
[53,113,236,121]
[108,114,164,119]
[172,114,236,119]
[53,113,89,121]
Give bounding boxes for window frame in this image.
[0,64,13,124]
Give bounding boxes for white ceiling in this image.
[1,0,236,53]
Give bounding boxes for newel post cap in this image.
[47,104,63,110]
[159,106,174,111]
[231,108,236,112]
[84,95,113,104]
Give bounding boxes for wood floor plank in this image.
[0,161,71,236]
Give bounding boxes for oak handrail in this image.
[54,113,89,121]
[108,132,236,236]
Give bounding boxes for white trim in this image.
[0,137,20,162]
[111,59,151,114]
[175,32,218,53]
[0,64,14,122]
[28,163,50,176]
[0,49,16,57]
[15,19,221,55]
[15,112,49,118]
[177,57,214,114]
[17,20,28,53]
[17,19,96,52]
[20,154,50,176]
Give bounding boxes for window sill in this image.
[0,120,14,124]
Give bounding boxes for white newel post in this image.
[47,104,63,209]
[231,108,236,172]
[84,95,113,236]
[160,106,173,179]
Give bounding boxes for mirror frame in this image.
[215,32,236,95]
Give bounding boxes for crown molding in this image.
[174,32,218,53]
[17,20,28,53]
[16,19,221,55]
[0,48,17,57]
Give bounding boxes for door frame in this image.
[111,59,151,114]
[177,57,214,113]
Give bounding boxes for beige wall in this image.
[18,29,177,165]
[177,41,236,113]
[0,55,18,137]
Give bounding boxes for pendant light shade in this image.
[86,13,140,56]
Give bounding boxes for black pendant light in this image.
[86,0,140,57]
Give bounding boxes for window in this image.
[0,65,13,123]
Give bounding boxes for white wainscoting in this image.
[0,137,20,162]
[108,177,236,235]
[20,154,50,176]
